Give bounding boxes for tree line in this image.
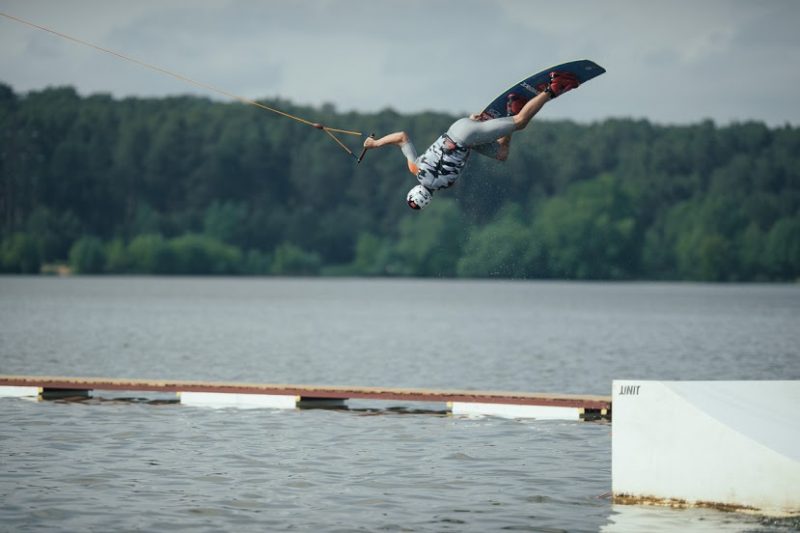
[1,83,798,281]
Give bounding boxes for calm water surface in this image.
[1,277,799,532]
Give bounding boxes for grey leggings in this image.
[446,117,516,147]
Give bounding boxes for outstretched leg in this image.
[511,92,551,131]
[448,91,550,148]
[512,71,580,130]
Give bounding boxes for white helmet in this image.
[406,185,433,210]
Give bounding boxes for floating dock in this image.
[0,375,610,421]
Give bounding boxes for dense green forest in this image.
[1,83,798,281]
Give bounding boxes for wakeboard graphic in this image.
[479,59,606,120]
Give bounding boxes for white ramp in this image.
[612,380,800,516]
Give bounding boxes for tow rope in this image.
[0,11,364,159]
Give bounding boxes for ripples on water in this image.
[1,277,799,531]
[2,277,799,394]
[2,398,793,532]
[2,398,610,532]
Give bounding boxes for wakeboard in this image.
[478,59,606,120]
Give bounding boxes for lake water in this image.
[1,276,799,532]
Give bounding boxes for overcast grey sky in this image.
[1,0,799,126]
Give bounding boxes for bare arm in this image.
[496,133,512,161]
[364,131,419,175]
[363,131,410,150]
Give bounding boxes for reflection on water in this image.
[603,504,799,533]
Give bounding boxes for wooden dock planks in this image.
[0,375,610,409]
[0,375,611,420]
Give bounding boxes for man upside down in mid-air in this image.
[361,71,580,210]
